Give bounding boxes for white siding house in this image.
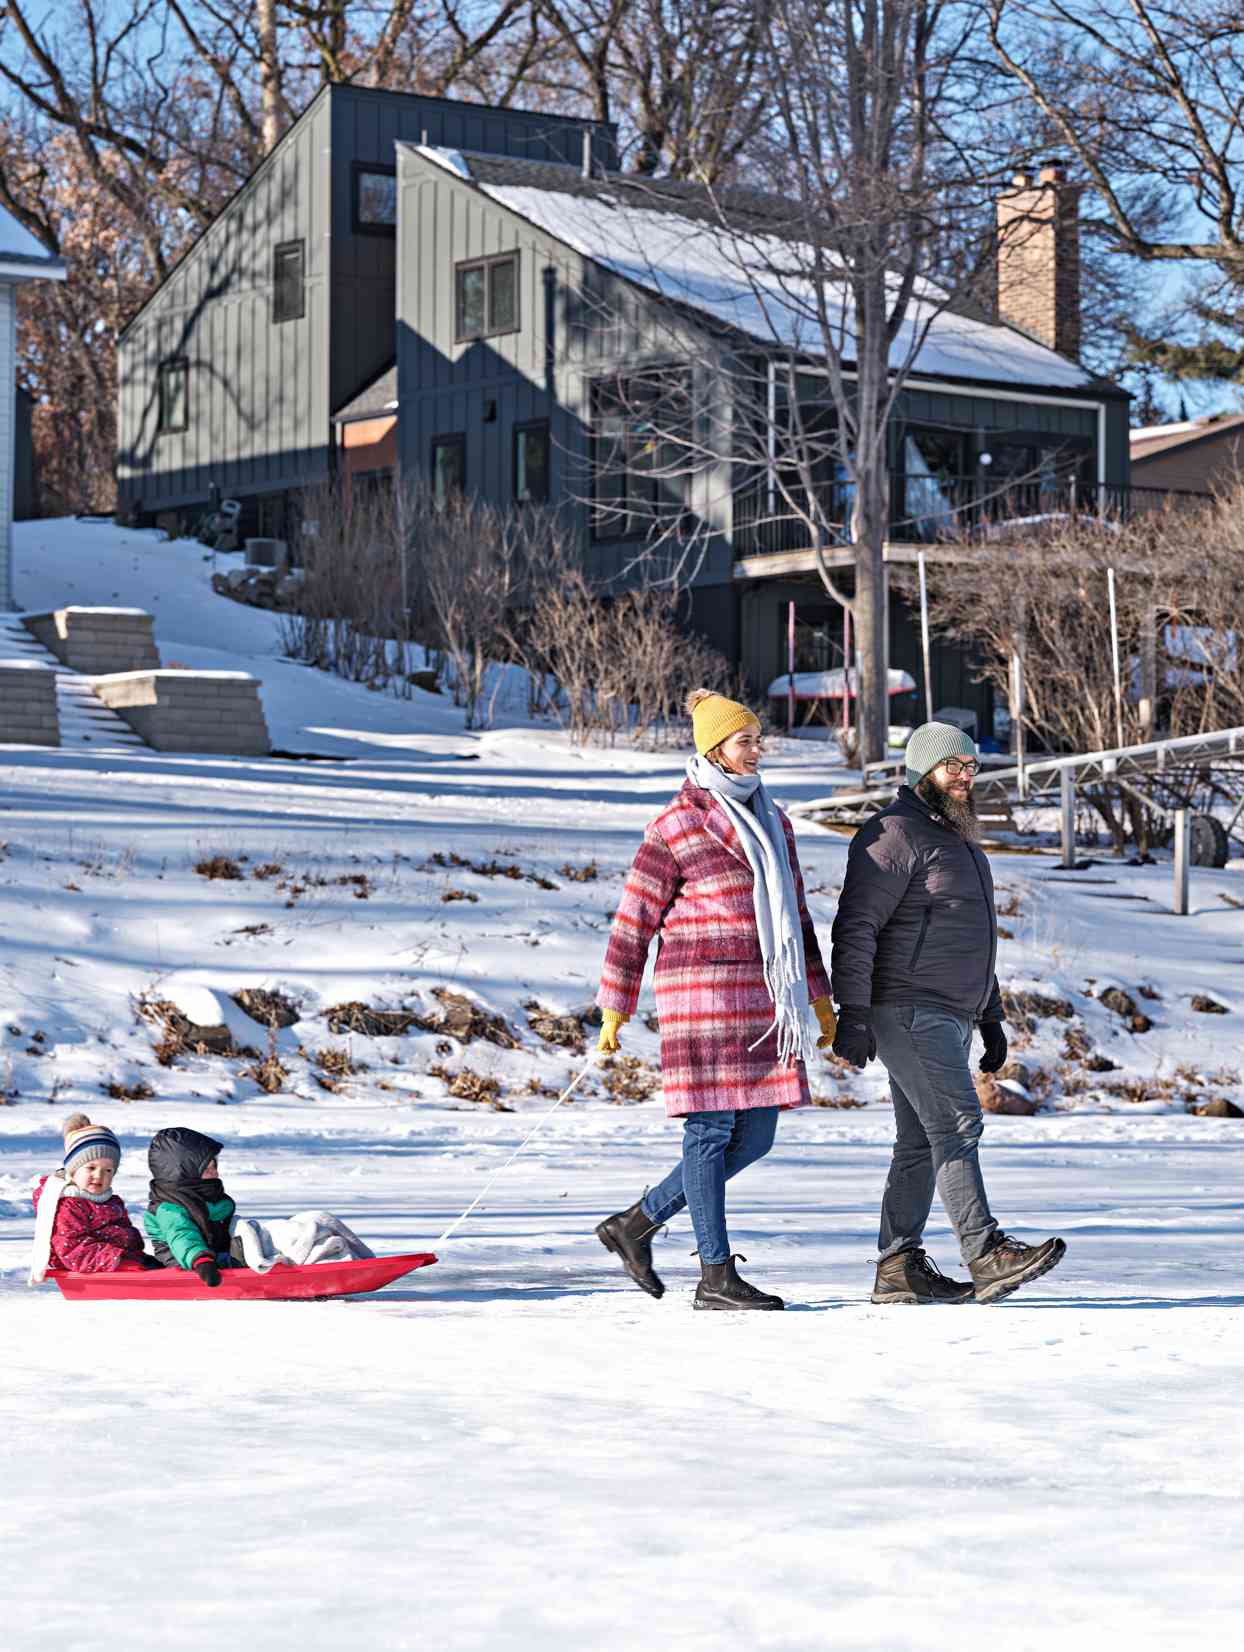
[0,206,66,609]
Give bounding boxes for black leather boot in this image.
[969,1233,1066,1304]
[694,1254,784,1311]
[871,1247,975,1304]
[595,1200,665,1298]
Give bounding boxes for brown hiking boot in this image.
[871,1247,975,1304]
[694,1254,784,1311]
[969,1233,1066,1304]
[595,1199,665,1298]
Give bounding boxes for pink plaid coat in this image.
[598,778,831,1116]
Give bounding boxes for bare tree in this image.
[548,3,1024,762]
[987,1,1244,269]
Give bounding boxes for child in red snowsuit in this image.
[29,1113,161,1283]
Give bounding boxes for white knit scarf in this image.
[687,753,816,1067]
[28,1172,68,1286]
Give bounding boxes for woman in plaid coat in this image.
[594,689,836,1310]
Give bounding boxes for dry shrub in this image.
[917,483,1244,849]
[241,1051,289,1094]
[810,1091,867,1108]
[441,888,478,903]
[528,571,744,748]
[316,1046,362,1078]
[195,855,244,881]
[251,863,283,881]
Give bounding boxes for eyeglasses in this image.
[941,757,980,778]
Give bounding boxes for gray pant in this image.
[873,1003,1000,1265]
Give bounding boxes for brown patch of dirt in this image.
[1190,994,1229,1015]
[1098,987,1154,1033]
[1002,990,1075,1027]
[441,888,479,903]
[975,1074,1040,1115]
[430,987,518,1049]
[324,1002,421,1037]
[559,861,599,882]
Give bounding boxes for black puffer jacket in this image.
[830,787,1003,1021]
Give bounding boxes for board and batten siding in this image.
[0,281,14,607]
[393,145,736,593]
[117,95,333,514]
[328,90,610,421]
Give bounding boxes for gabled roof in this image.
[1130,413,1244,461]
[407,146,1116,397]
[332,363,397,423]
[0,205,66,283]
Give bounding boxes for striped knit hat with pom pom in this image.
[62,1113,121,1176]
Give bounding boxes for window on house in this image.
[455,254,519,342]
[157,359,189,434]
[273,241,305,323]
[591,369,691,539]
[431,434,466,504]
[514,421,550,504]
[354,165,397,233]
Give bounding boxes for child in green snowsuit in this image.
[144,1126,236,1288]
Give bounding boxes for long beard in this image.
[917,776,981,843]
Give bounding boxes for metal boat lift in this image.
[791,726,1244,915]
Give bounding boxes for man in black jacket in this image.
[831,721,1066,1305]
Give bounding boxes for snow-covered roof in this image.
[0,204,67,283]
[405,147,1104,394]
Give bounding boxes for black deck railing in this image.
[732,476,1210,558]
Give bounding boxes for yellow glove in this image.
[598,1009,628,1053]
[812,995,838,1052]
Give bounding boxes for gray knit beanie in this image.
[904,721,979,789]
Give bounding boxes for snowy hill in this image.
[2,518,1242,1651]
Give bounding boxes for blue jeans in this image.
[640,1108,779,1265]
[873,1003,1000,1265]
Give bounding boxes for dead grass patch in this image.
[441,888,478,903]
[138,997,236,1065]
[428,1063,512,1110]
[316,1045,363,1078]
[251,863,283,881]
[423,850,558,891]
[524,1000,587,1055]
[231,987,301,1028]
[559,861,599,882]
[102,1077,154,1101]
[195,855,244,881]
[597,1054,658,1103]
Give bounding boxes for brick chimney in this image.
[996,162,1082,360]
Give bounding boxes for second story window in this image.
[273,241,305,323]
[157,358,189,434]
[354,164,396,233]
[455,253,519,343]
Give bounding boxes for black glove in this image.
[831,1006,875,1069]
[193,1257,222,1287]
[979,1022,1008,1074]
[137,1253,165,1271]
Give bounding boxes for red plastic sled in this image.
[52,1251,438,1302]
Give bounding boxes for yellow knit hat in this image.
[686,688,760,756]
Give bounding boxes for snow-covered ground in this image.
[2,520,1242,1650]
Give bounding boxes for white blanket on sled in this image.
[232,1211,375,1273]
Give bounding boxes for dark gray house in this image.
[115,86,615,539]
[118,92,1132,736]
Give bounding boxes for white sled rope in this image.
[434,1052,601,1247]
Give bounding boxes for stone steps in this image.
[0,615,147,749]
